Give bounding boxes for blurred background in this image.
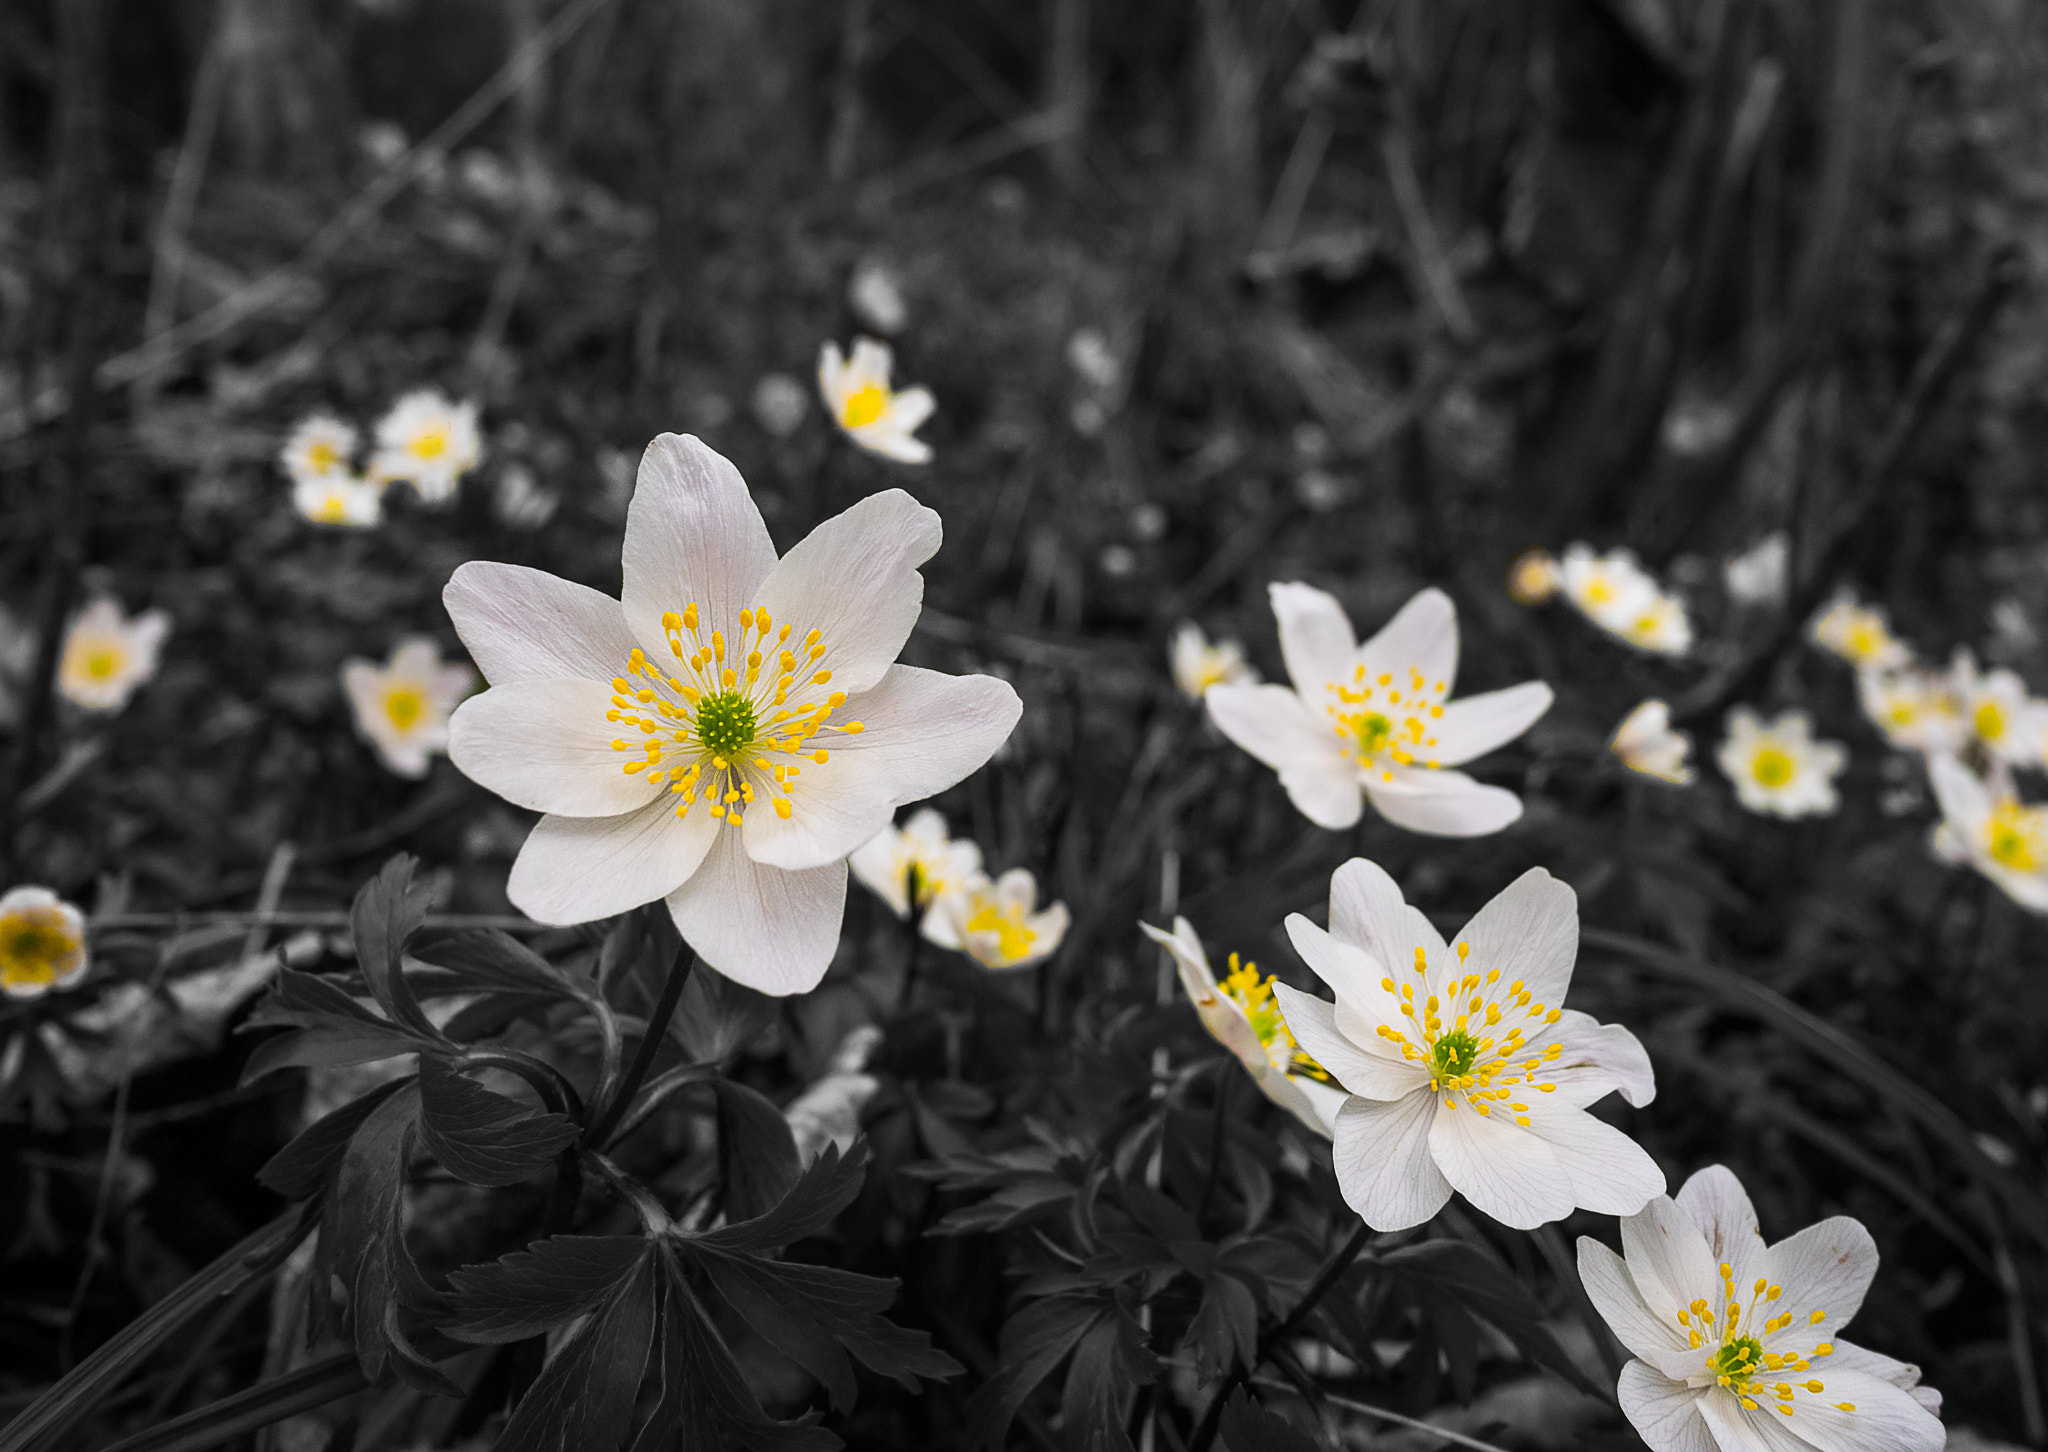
[4,0,2048,1446]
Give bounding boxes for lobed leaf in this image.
[415,1053,579,1187]
[348,853,443,1040]
[257,1075,416,1200]
[692,1139,868,1256]
[713,1076,802,1224]
[445,1235,654,1343]
[494,1252,659,1452]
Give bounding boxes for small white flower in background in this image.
[342,637,477,779]
[358,120,407,167]
[443,434,1020,995]
[1928,754,2048,914]
[370,389,483,503]
[1506,549,1560,605]
[279,413,358,483]
[1271,858,1661,1231]
[848,807,984,926]
[1723,531,1789,607]
[818,338,935,464]
[0,886,89,998]
[750,373,810,439]
[1140,916,1343,1138]
[1205,584,1553,837]
[58,599,170,713]
[1558,544,1693,656]
[1990,597,2037,652]
[1858,667,1966,756]
[848,258,909,335]
[1066,328,1121,393]
[928,868,1068,970]
[292,472,384,528]
[492,463,559,530]
[1811,592,1911,671]
[1619,592,1695,656]
[784,1024,884,1164]
[1611,699,1695,785]
[1948,651,2048,771]
[1578,1163,1944,1452]
[1717,707,1847,818]
[1170,620,1256,699]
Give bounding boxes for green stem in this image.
[584,944,695,1148]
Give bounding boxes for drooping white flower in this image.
[1141,916,1343,1139]
[1858,666,1966,756]
[1611,699,1695,785]
[818,338,934,464]
[293,472,384,528]
[1948,651,2047,771]
[1558,545,1692,657]
[0,886,89,999]
[342,636,478,779]
[1578,1164,1944,1452]
[927,868,1067,970]
[370,389,483,503]
[279,413,359,483]
[1723,532,1789,608]
[443,433,1021,995]
[1271,858,1662,1231]
[1811,592,1911,672]
[1170,620,1256,699]
[1716,708,1847,818]
[1927,754,2048,914]
[1205,584,1553,837]
[57,599,171,713]
[848,807,984,926]
[1506,549,1560,605]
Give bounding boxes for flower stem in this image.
[585,942,696,1149]
[1186,1218,1374,1452]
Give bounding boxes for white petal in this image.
[1283,1077,1346,1139]
[1327,856,1420,960]
[1926,753,1988,834]
[665,830,848,995]
[1675,1166,1767,1278]
[1618,1360,1720,1452]
[1697,1389,1811,1452]
[1272,983,1429,1100]
[1430,681,1554,765]
[1359,587,1459,689]
[742,667,1018,870]
[1538,1010,1658,1110]
[1429,1100,1576,1229]
[1816,1338,1931,1394]
[449,679,663,817]
[1578,1240,1697,1374]
[1144,920,1268,1077]
[1763,1218,1877,1348]
[1521,1101,1665,1215]
[848,828,909,916]
[507,798,719,924]
[1775,1369,1945,1452]
[1365,768,1523,836]
[1331,1092,1452,1231]
[1205,683,1363,828]
[1620,1195,1719,1329]
[1449,866,1578,1011]
[1268,582,1358,698]
[1284,913,1394,1011]
[887,387,935,432]
[751,490,941,696]
[444,562,640,686]
[848,424,933,464]
[621,434,778,657]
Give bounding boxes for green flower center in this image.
[695,689,758,758]
[1751,748,1794,787]
[1712,1335,1764,1381]
[1354,712,1391,755]
[1431,1028,1480,1082]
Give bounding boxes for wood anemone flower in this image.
[817,338,935,464]
[342,635,476,779]
[443,433,1020,996]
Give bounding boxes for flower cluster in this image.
[852,809,1069,971]
[1530,543,1695,656]
[279,389,483,525]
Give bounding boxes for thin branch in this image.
[585,944,697,1148]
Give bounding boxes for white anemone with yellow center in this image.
[370,388,482,503]
[445,433,1021,995]
[1559,542,1655,625]
[57,599,171,713]
[927,867,1067,970]
[1947,651,2048,771]
[1716,707,1847,819]
[292,471,384,528]
[848,807,984,927]
[1169,620,1256,699]
[1610,698,1695,785]
[0,885,89,1000]
[1141,916,1343,1139]
[1205,583,1553,836]
[1270,858,1661,1231]
[1579,1164,1945,1452]
[817,337,935,464]
[342,636,478,779]
[1856,666,1965,756]
[1810,592,1910,672]
[1927,754,2048,915]
[279,413,359,484]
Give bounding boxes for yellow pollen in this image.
[1751,747,1795,788]
[840,383,889,428]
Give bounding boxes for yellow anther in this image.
[683,603,698,629]
[773,797,792,818]
[662,610,681,631]
[813,669,832,685]
[843,721,865,733]
[1809,1311,1825,1325]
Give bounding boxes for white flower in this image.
[493,463,559,530]
[1611,699,1695,785]
[1578,1163,1944,1452]
[1948,651,2047,771]
[927,868,1067,970]
[1170,620,1256,699]
[1270,858,1662,1231]
[1812,592,1911,671]
[1858,666,1966,756]
[1724,532,1789,607]
[1140,916,1343,1138]
[443,433,1021,995]
[818,338,935,464]
[848,807,984,924]
[1558,545,1692,656]
[343,636,477,778]
[1205,584,1553,837]
[1716,708,1847,818]
[751,373,810,438]
[57,599,170,712]
[848,259,909,335]
[1621,593,1695,656]
[1927,754,2048,914]
[370,389,482,503]
[784,1024,883,1163]
[0,886,89,998]
[293,472,384,528]
[279,413,358,483]
[1507,549,1560,605]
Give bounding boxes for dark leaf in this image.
[714,1077,802,1224]
[258,1076,416,1199]
[410,929,581,1000]
[239,1021,425,1086]
[670,959,778,1064]
[416,1054,579,1187]
[693,1140,867,1256]
[1184,1266,1260,1379]
[1057,1306,1157,1452]
[1215,1389,1323,1452]
[349,853,442,1040]
[327,1081,450,1393]
[965,1295,1103,1451]
[244,968,397,1031]
[495,1253,658,1452]
[445,1236,653,1343]
[1381,1238,1601,1397]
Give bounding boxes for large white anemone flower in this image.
[1271,858,1661,1231]
[1205,584,1552,836]
[1578,1164,1944,1452]
[1141,917,1343,1139]
[1928,754,2048,914]
[1717,708,1847,819]
[371,388,482,503]
[849,807,984,929]
[57,599,171,713]
[444,433,1021,995]
[818,338,935,464]
[342,636,477,779]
